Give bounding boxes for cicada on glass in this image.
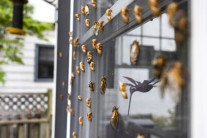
[79,116,83,126]
[87,111,92,122]
[88,81,95,91]
[130,40,140,65]
[99,76,107,95]
[110,106,119,129]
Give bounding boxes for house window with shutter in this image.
[35,44,54,81]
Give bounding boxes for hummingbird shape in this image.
[123,76,159,115]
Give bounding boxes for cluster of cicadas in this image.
[74,0,187,43]
[68,0,188,137]
[152,56,186,103]
[119,54,186,103]
[68,94,119,138]
[118,1,187,103]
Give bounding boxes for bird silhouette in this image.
[123,76,159,115]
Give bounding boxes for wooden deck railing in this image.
[0,90,52,138]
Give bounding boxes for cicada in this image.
[96,43,102,55]
[152,55,166,79]
[87,57,93,65]
[73,50,77,60]
[81,6,85,16]
[149,0,161,17]
[76,66,80,74]
[67,93,71,100]
[85,4,89,15]
[137,134,146,138]
[160,62,185,102]
[72,132,77,138]
[99,76,107,95]
[105,9,112,22]
[70,109,75,116]
[75,13,80,21]
[93,21,99,36]
[92,0,97,8]
[119,82,128,99]
[79,116,83,126]
[130,40,140,65]
[120,7,129,24]
[89,62,95,71]
[66,104,70,112]
[87,111,92,122]
[70,72,75,85]
[92,39,97,49]
[133,5,142,24]
[85,98,91,108]
[73,37,80,47]
[88,81,95,91]
[85,19,90,28]
[98,21,104,32]
[80,62,85,72]
[81,45,87,54]
[110,106,119,129]
[87,51,93,59]
[68,32,72,37]
[77,95,82,101]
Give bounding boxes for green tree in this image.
[0,0,53,83]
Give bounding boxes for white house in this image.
[0,30,56,93]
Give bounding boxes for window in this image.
[68,0,189,138]
[35,44,54,81]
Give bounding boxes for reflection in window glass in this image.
[116,69,175,116]
[161,39,176,51]
[71,1,189,136]
[127,26,141,35]
[96,13,189,138]
[143,18,160,37]
[161,14,174,38]
[142,38,160,51]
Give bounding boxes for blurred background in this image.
[0,0,56,137]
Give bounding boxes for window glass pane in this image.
[116,68,175,116]
[94,29,189,137]
[36,45,54,80]
[70,1,189,137]
[39,47,54,62]
[161,39,176,51]
[143,18,160,37]
[97,14,188,137]
[126,26,141,35]
[142,37,160,51]
[161,13,175,38]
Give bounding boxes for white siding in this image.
[0,31,56,93]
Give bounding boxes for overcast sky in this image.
[28,0,56,23]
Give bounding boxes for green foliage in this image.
[0,0,54,83]
[23,4,54,41]
[0,0,13,28]
[24,16,53,41]
[0,36,24,64]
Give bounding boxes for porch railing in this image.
[0,89,52,138]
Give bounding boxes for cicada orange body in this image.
[110,106,119,129]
